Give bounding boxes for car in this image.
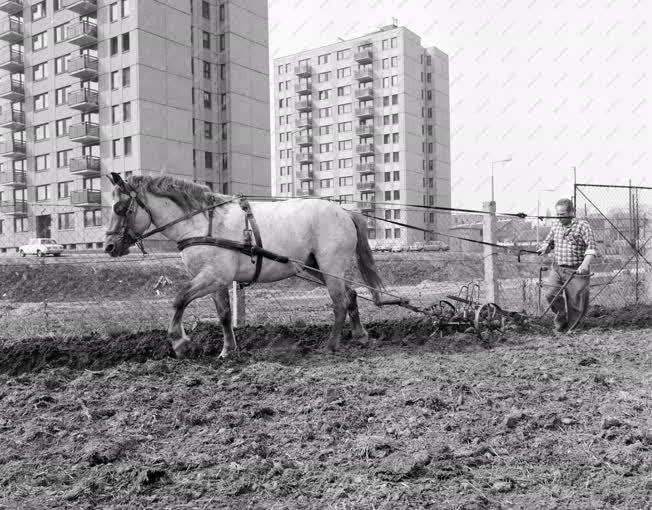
[407,242,425,252]
[390,245,404,253]
[19,238,64,257]
[423,241,450,252]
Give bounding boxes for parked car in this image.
[407,242,425,252]
[19,238,64,257]
[390,245,404,253]
[423,241,450,252]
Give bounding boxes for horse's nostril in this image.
[105,243,114,253]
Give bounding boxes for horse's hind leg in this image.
[322,274,349,352]
[169,273,221,358]
[211,286,237,358]
[346,285,369,346]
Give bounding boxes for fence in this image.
[1,188,650,341]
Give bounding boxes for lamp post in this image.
[536,188,557,244]
[490,158,512,203]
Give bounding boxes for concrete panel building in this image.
[272,24,450,248]
[0,0,270,253]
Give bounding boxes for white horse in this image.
[104,174,385,358]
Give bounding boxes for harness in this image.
[108,175,287,286]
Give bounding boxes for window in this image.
[384,172,391,182]
[383,153,390,163]
[392,94,398,105]
[337,103,351,114]
[54,23,69,43]
[57,150,71,168]
[428,142,433,153]
[112,105,121,123]
[391,56,398,67]
[34,93,48,111]
[32,1,46,21]
[202,61,210,79]
[392,113,399,124]
[219,3,225,21]
[123,102,131,122]
[124,136,132,156]
[338,158,352,168]
[320,160,333,170]
[205,151,213,168]
[339,176,353,186]
[56,118,70,137]
[111,70,120,89]
[35,154,49,172]
[0,219,3,235]
[383,96,389,107]
[320,178,332,189]
[393,152,399,162]
[382,77,389,88]
[122,67,131,87]
[318,89,330,100]
[391,37,397,48]
[58,213,74,230]
[336,48,351,60]
[220,64,225,79]
[122,33,130,52]
[393,171,400,181]
[337,121,351,133]
[319,143,332,153]
[36,184,49,201]
[384,191,391,201]
[383,134,390,144]
[202,31,210,49]
[391,75,398,86]
[338,139,352,150]
[382,39,389,50]
[394,190,400,200]
[112,139,122,158]
[33,62,47,81]
[110,36,118,55]
[84,210,102,228]
[336,67,351,78]
[15,218,29,233]
[383,115,390,125]
[34,123,49,141]
[318,54,329,64]
[337,85,350,96]
[394,228,401,238]
[382,58,389,69]
[317,71,330,83]
[202,1,210,18]
[121,0,130,17]
[319,125,331,135]
[319,107,331,118]
[204,121,212,138]
[54,55,69,74]
[110,2,119,21]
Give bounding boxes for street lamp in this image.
[536,188,557,244]
[490,158,512,203]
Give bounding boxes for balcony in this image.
[62,0,97,15]
[354,87,373,101]
[296,188,314,197]
[295,169,313,181]
[68,54,98,81]
[0,78,24,101]
[354,68,373,82]
[68,88,99,112]
[295,99,312,112]
[354,49,373,65]
[0,200,27,216]
[70,155,100,176]
[0,48,23,73]
[355,125,374,138]
[0,108,24,130]
[356,200,376,212]
[295,117,312,129]
[66,20,97,46]
[295,135,313,147]
[296,152,314,164]
[356,143,374,156]
[356,162,375,174]
[71,189,101,208]
[355,107,374,120]
[294,82,312,95]
[0,0,22,15]
[356,182,375,191]
[294,64,312,78]
[68,122,99,144]
[0,170,26,188]
[0,18,23,43]
[0,139,25,158]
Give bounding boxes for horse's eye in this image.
[113,201,129,216]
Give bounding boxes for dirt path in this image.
[0,320,650,509]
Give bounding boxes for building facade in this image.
[272,24,451,247]
[0,0,270,253]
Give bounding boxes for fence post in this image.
[231,281,245,327]
[483,201,499,304]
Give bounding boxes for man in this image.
[538,198,597,332]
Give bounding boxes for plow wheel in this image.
[429,300,458,338]
[474,303,505,336]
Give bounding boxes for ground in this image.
[0,314,650,509]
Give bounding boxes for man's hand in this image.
[537,247,548,256]
[576,263,590,275]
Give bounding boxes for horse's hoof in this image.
[352,334,370,347]
[172,338,191,359]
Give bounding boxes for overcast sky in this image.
[267,0,650,215]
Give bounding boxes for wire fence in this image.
[1,189,650,341]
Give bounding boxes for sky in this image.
[266,0,650,216]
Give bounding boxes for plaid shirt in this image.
[540,218,597,266]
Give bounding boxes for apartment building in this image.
[0,0,270,253]
[272,24,450,247]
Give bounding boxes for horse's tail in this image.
[349,212,385,304]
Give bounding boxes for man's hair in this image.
[555,198,575,213]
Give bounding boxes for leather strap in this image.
[238,197,264,286]
[177,237,288,264]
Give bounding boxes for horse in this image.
[104,173,386,358]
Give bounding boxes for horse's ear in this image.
[109,172,124,186]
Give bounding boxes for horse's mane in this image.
[127,175,230,212]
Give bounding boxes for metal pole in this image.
[491,162,495,203]
[572,166,577,210]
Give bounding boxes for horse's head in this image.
[105,172,152,257]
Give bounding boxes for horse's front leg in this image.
[169,273,222,358]
[211,286,237,358]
